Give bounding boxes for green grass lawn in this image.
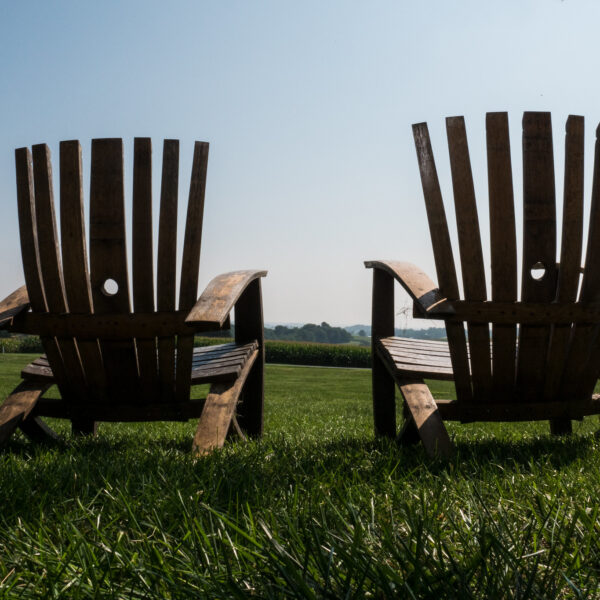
[1,354,600,598]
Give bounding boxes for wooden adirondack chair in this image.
[366,112,600,457]
[0,138,266,454]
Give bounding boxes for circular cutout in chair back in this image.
[102,278,119,296]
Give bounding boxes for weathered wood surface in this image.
[60,140,106,404]
[234,278,265,436]
[0,381,51,445]
[32,143,86,401]
[132,137,159,399]
[397,380,453,458]
[0,286,29,328]
[370,269,397,437]
[544,116,584,420]
[186,270,268,327]
[192,348,258,455]
[564,123,600,402]
[428,300,600,324]
[89,138,138,399]
[364,261,445,313]
[434,396,600,423]
[486,112,518,399]
[11,310,224,338]
[446,116,491,400]
[517,112,557,400]
[15,147,69,391]
[413,122,472,403]
[176,141,209,403]
[157,139,179,401]
[22,342,259,384]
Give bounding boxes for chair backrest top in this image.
[15,138,209,404]
[413,112,599,408]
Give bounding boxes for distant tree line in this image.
[203,322,353,344]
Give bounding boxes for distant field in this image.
[1,354,600,597]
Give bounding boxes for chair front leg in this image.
[234,278,264,437]
[372,268,397,438]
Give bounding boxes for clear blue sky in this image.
[1,0,599,326]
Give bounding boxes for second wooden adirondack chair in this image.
[0,138,266,454]
[366,112,600,457]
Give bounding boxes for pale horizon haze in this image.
[1,1,600,327]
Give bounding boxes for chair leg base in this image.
[0,381,52,446]
[192,348,258,455]
[398,379,454,459]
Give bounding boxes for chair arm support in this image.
[185,270,267,328]
[0,285,30,329]
[364,260,450,314]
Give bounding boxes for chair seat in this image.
[377,336,455,381]
[22,341,259,386]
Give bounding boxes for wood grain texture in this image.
[364,261,445,312]
[517,112,557,400]
[0,381,51,445]
[413,122,472,402]
[0,285,29,328]
[132,137,158,399]
[486,112,518,399]
[397,380,453,458]
[565,123,600,400]
[371,269,397,436]
[32,144,88,401]
[90,138,139,399]
[176,142,209,402]
[192,347,258,455]
[156,139,179,400]
[15,147,69,389]
[446,116,491,400]
[542,117,584,409]
[186,270,268,327]
[60,140,106,399]
[234,278,265,436]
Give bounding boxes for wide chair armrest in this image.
[364,260,452,316]
[0,286,30,329]
[186,270,267,329]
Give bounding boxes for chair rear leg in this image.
[549,419,572,435]
[71,418,98,437]
[373,352,397,438]
[398,379,453,458]
[235,359,264,437]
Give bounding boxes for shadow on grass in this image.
[0,425,596,519]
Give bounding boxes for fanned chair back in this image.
[14,138,209,407]
[412,112,600,422]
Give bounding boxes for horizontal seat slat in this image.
[22,341,259,388]
[377,337,455,381]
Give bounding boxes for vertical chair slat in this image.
[132,138,159,400]
[175,142,209,402]
[544,116,584,402]
[446,116,491,401]
[89,138,138,400]
[15,148,68,388]
[517,112,557,401]
[564,123,600,400]
[31,144,86,399]
[59,140,107,400]
[486,112,518,399]
[156,140,179,401]
[412,123,472,403]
